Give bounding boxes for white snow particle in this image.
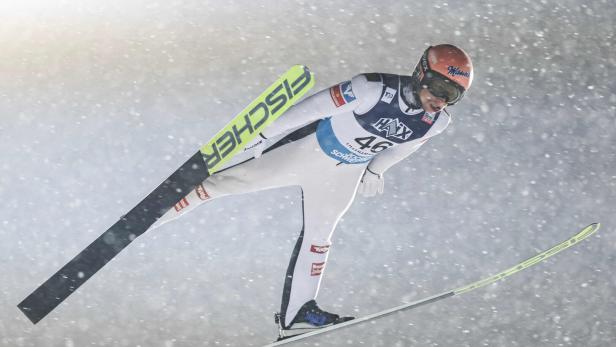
[383,23,398,34]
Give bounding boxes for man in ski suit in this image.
[151,44,474,336]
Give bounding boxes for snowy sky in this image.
[1,1,615,346]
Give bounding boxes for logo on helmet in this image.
[447,66,471,78]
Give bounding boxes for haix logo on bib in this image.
[372,117,413,141]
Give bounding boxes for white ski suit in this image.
[152,72,451,327]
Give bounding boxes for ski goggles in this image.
[419,48,466,105]
[420,72,464,105]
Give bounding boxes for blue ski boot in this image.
[276,300,354,340]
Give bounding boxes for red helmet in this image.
[411,44,474,105]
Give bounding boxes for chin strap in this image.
[365,167,381,178]
[401,76,422,112]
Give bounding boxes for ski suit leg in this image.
[151,128,317,231]
[199,126,367,328]
[279,164,363,328]
[150,182,213,230]
[151,152,294,231]
[200,130,365,327]
[151,123,366,328]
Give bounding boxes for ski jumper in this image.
[151,73,451,328]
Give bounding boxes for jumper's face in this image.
[418,87,448,113]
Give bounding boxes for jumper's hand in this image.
[358,169,384,197]
[243,135,268,158]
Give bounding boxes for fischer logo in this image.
[311,262,326,276]
[196,184,210,200]
[447,66,470,78]
[310,244,330,254]
[330,149,370,163]
[201,67,313,170]
[174,197,190,212]
[372,118,413,140]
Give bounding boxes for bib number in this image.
[354,136,394,153]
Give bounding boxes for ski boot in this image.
[275,300,354,341]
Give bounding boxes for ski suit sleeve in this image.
[366,111,452,175]
[366,140,427,175]
[261,74,380,138]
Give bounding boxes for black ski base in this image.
[18,151,209,324]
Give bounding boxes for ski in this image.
[264,222,600,346]
[18,65,315,324]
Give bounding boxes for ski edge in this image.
[454,222,599,295]
[263,222,600,346]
